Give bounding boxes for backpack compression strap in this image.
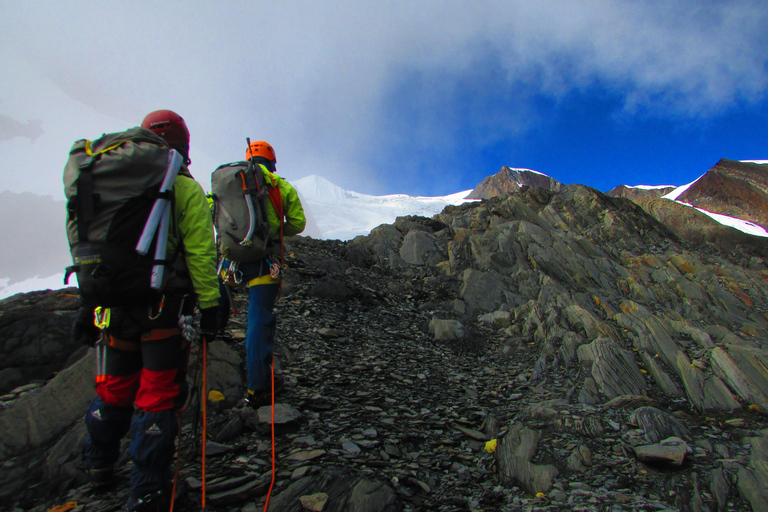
[75,157,98,243]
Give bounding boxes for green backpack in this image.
[63,127,183,306]
[210,160,277,263]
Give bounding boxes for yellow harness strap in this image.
[248,274,280,287]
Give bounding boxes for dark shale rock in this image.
[0,349,94,460]
[628,406,690,444]
[736,431,768,512]
[634,436,691,466]
[267,466,401,512]
[309,276,355,301]
[495,423,558,495]
[399,230,446,266]
[577,338,647,400]
[0,287,81,394]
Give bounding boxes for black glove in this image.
[72,306,100,346]
[200,306,219,344]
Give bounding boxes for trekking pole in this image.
[170,331,203,512]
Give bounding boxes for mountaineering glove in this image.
[72,306,100,346]
[200,306,219,344]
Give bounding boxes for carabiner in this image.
[94,307,111,330]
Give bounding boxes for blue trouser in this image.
[245,283,279,392]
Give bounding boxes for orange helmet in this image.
[245,140,276,163]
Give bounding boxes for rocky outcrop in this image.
[466,166,564,199]
[606,184,676,200]
[634,196,768,258]
[0,288,82,394]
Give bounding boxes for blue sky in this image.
[1,0,767,198]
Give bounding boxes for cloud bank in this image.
[1,0,766,197]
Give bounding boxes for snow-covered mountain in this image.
[291,175,476,241]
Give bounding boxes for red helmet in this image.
[141,110,190,157]
[245,140,276,163]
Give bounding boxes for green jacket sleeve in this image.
[261,166,306,239]
[172,175,220,309]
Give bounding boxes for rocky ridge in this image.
[674,159,768,232]
[466,167,564,200]
[1,184,768,511]
[605,185,676,201]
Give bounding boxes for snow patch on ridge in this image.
[662,175,704,201]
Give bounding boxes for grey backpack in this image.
[63,127,183,306]
[211,160,276,263]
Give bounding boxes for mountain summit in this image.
[466,166,564,199]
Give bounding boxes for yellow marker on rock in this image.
[208,390,225,402]
[484,439,497,453]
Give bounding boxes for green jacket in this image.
[168,173,220,309]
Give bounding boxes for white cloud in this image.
[0,0,766,198]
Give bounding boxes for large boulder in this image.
[0,288,82,393]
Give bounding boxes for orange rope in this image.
[262,176,285,511]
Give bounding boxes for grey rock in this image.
[0,349,94,460]
[628,406,689,444]
[257,403,302,425]
[710,346,768,412]
[428,318,465,341]
[310,276,355,301]
[496,423,558,495]
[267,466,401,512]
[577,338,646,400]
[566,444,593,472]
[399,230,445,266]
[634,436,691,466]
[459,268,509,314]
